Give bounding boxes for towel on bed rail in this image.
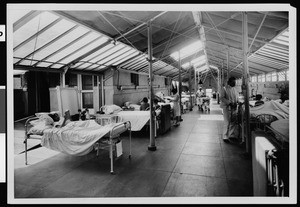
[41,120,113,156]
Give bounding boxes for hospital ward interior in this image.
[9,6,294,203]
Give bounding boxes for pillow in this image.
[124,102,131,107]
[103,105,123,115]
[28,122,52,135]
[39,114,54,126]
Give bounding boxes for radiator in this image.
[252,131,288,196]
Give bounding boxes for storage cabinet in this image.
[160,104,171,134]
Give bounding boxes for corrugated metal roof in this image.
[12,8,290,81]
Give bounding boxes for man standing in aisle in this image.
[220,77,239,143]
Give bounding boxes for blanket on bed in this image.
[41,120,112,156]
[250,100,289,120]
[117,111,149,131]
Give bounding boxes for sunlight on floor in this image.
[198,115,224,121]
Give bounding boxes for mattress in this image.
[117,111,150,131]
[270,119,289,142]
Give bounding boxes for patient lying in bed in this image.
[28,110,72,135]
[28,110,119,156]
[41,119,113,156]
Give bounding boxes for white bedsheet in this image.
[250,100,289,120]
[41,120,112,156]
[270,119,289,142]
[117,111,150,131]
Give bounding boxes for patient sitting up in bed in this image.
[140,97,150,111]
[254,94,264,107]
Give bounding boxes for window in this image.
[278,71,286,81]
[257,75,262,82]
[165,77,169,86]
[266,73,271,82]
[94,76,98,87]
[261,74,265,82]
[271,72,277,82]
[82,75,93,90]
[65,72,78,87]
[251,76,257,82]
[14,76,22,89]
[82,92,93,108]
[131,73,139,86]
[80,75,94,111]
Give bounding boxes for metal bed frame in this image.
[24,116,132,174]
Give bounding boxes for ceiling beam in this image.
[248,12,268,53]
[115,11,168,41]
[203,24,288,51]
[14,65,62,73]
[206,40,242,52]
[52,35,105,69]
[15,25,80,65]
[59,40,112,69]
[53,11,113,38]
[13,10,42,32]
[32,30,92,67]
[230,27,289,73]
[14,17,63,51]
[248,61,278,72]
[250,53,288,66]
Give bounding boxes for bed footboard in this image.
[96,121,132,174]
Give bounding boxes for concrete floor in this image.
[13,99,253,202]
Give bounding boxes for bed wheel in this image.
[110,172,115,175]
[128,155,131,159]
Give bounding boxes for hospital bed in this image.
[24,113,131,174]
[238,100,289,143]
[117,109,168,136]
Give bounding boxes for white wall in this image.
[104,69,169,106]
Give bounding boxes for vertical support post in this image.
[242,12,251,154]
[35,72,39,112]
[101,74,104,106]
[147,20,156,151]
[62,73,66,87]
[221,60,224,87]
[217,68,220,104]
[95,75,100,113]
[227,48,230,81]
[188,66,192,111]
[178,51,182,117]
[194,67,197,105]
